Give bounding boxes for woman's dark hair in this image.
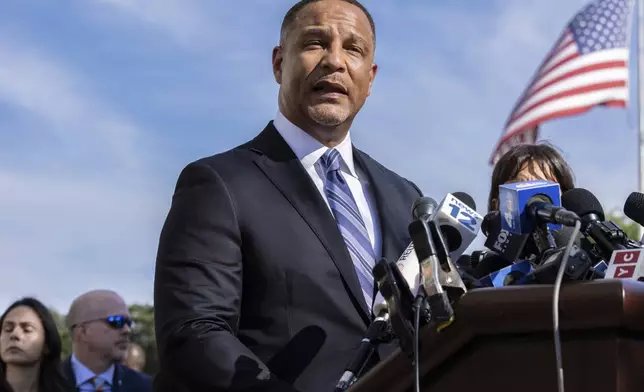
[0,297,67,392]
[488,142,575,212]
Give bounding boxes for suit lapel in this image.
[247,123,371,323]
[353,148,410,265]
[62,356,77,391]
[112,364,122,392]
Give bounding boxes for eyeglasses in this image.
[74,315,134,330]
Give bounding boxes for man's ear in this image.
[367,63,378,96]
[272,46,283,84]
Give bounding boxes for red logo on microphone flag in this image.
[613,250,641,265]
[614,265,636,278]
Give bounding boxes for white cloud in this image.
[0,36,161,312]
[0,38,141,170]
[0,169,166,313]
[96,0,218,49]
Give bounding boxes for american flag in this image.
[489,0,634,165]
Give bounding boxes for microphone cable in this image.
[551,219,581,392]
[412,264,427,392]
[413,298,421,392]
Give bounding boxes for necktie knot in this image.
[87,376,108,391]
[319,148,342,173]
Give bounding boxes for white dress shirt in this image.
[71,353,115,389]
[273,110,382,260]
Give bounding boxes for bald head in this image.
[66,290,127,328]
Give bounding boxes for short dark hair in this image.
[280,0,376,47]
[488,142,576,212]
[0,297,67,392]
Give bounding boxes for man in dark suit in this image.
[63,290,152,391]
[153,0,423,391]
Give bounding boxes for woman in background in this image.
[0,297,66,392]
[487,142,576,212]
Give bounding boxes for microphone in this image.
[373,192,482,315]
[334,312,390,391]
[562,188,640,260]
[624,191,644,227]
[475,221,587,284]
[522,244,594,284]
[430,192,483,261]
[499,180,579,235]
[411,192,481,299]
[604,248,644,280]
[482,211,531,262]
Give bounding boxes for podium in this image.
[348,279,644,392]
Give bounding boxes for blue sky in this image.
[1,0,640,312]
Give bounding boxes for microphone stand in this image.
[335,257,415,392]
[333,312,393,392]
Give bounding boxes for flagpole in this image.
[637,0,644,239]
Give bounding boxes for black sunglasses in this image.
[75,315,134,330]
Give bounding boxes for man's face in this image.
[79,300,131,362]
[273,0,377,131]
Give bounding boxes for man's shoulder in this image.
[191,141,257,172]
[179,123,274,178]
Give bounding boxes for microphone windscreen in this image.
[481,211,498,237]
[412,197,438,220]
[561,188,605,220]
[452,192,476,211]
[624,192,644,226]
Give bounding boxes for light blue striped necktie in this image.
[317,148,376,309]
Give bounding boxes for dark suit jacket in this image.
[153,122,423,392]
[61,356,152,392]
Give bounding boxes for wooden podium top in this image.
[349,279,644,392]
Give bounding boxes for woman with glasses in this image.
[0,297,67,392]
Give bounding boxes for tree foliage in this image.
[50,304,158,375]
[606,210,641,241]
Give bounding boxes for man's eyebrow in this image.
[300,26,332,36]
[347,32,370,47]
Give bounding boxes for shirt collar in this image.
[71,353,115,387]
[273,110,357,178]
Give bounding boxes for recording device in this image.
[521,244,594,284]
[498,180,579,235]
[561,188,641,260]
[474,218,590,286]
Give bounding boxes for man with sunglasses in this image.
[62,290,152,391]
